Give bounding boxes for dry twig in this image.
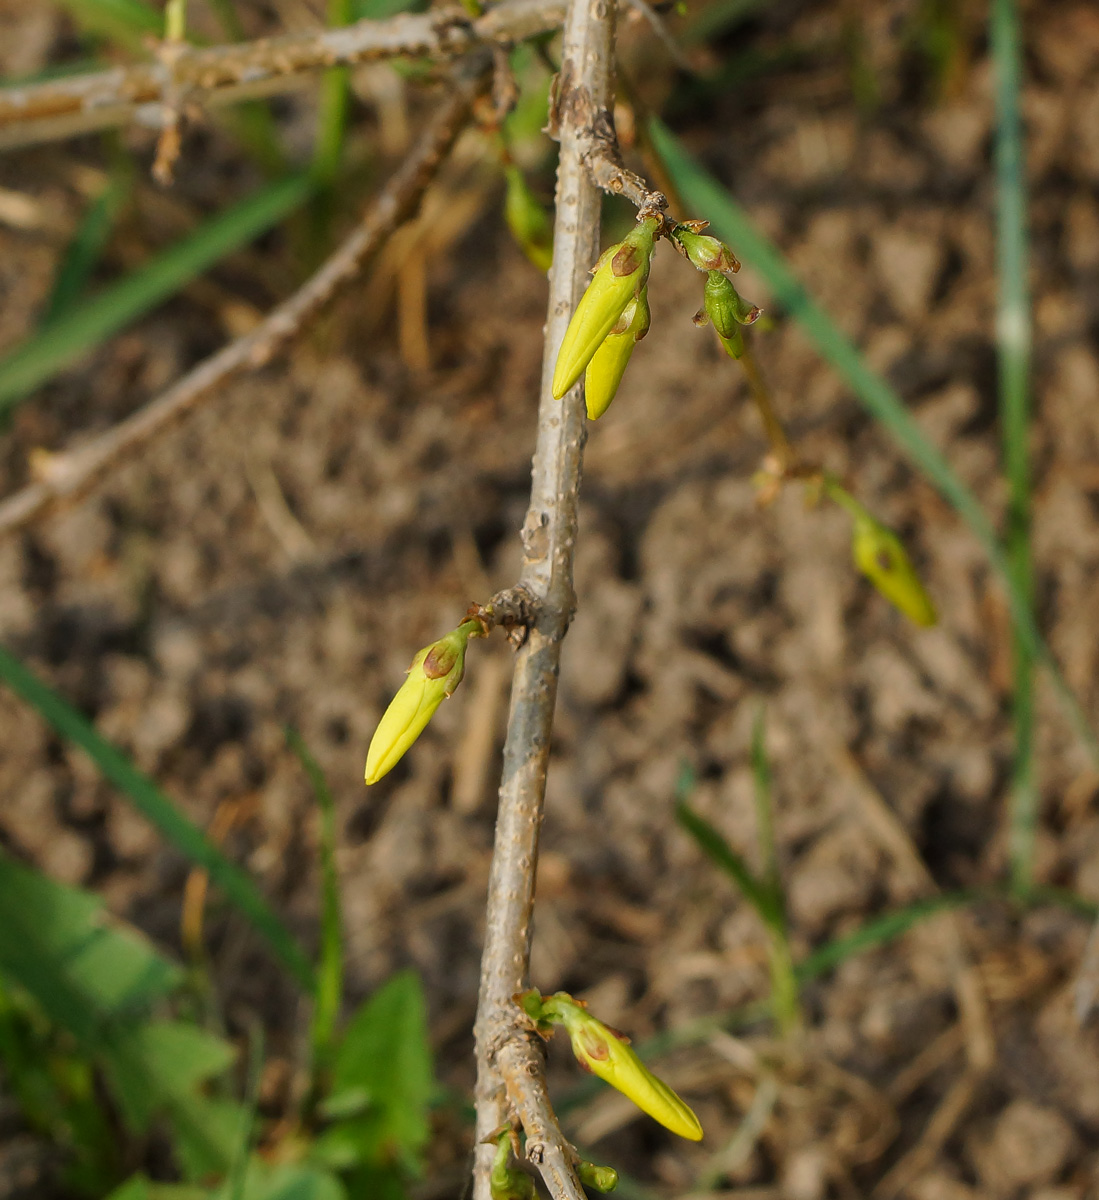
[0,0,563,150]
[0,63,490,541]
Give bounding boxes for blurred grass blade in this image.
[749,707,778,900]
[0,174,312,417]
[286,729,343,1070]
[675,798,770,914]
[747,709,799,1035]
[0,644,314,990]
[796,893,973,979]
[991,0,1036,899]
[313,0,354,187]
[649,117,1099,768]
[43,171,131,327]
[55,0,163,48]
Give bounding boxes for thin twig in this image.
[0,0,563,150]
[470,0,619,1192]
[0,63,489,541]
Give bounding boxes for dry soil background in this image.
[1,0,1099,1196]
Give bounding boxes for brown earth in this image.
[1,0,1099,1196]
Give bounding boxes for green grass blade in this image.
[286,729,343,1069]
[749,706,778,904]
[649,117,1099,768]
[0,644,314,991]
[675,798,771,915]
[796,893,974,979]
[747,708,799,1035]
[42,171,131,328]
[991,0,1036,899]
[0,173,312,417]
[55,0,162,48]
[312,0,355,187]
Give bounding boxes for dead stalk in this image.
[0,0,563,150]
[0,63,488,541]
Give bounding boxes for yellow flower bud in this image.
[584,288,650,420]
[537,993,702,1141]
[551,217,659,400]
[851,512,937,628]
[364,622,479,784]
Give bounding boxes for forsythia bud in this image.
[584,288,650,420]
[672,224,740,273]
[851,511,937,628]
[489,1132,535,1200]
[504,166,553,273]
[825,480,937,627]
[364,620,482,784]
[578,1161,619,1193]
[520,990,703,1141]
[696,271,759,360]
[552,217,659,399]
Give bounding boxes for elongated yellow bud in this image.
[551,217,659,400]
[584,288,650,420]
[364,621,480,784]
[851,512,937,627]
[520,990,703,1141]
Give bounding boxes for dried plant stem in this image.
[0,0,562,150]
[0,65,488,541]
[470,0,618,1194]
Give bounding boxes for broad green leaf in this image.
[0,645,313,990]
[108,1176,209,1200]
[0,174,313,417]
[105,1022,241,1179]
[0,853,180,1040]
[319,971,433,1172]
[213,1162,347,1200]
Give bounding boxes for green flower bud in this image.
[552,217,659,400]
[364,620,481,784]
[695,271,759,360]
[504,166,553,273]
[524,991,703,1142]
[584,288,650,420]
[672,224,740,273]
[699,270,760,336]
[489,1131,535,1200]
[578,1161,619,1193]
